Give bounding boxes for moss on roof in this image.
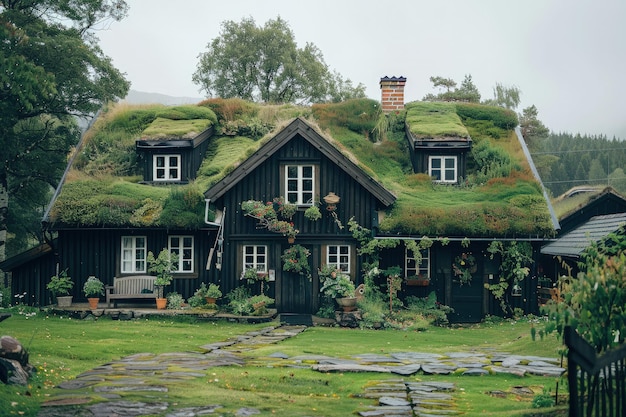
[49,98,554,237]
[405,102,469,139]
[141,118,212,139]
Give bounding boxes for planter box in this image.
[406,279,430,287]
[56,296,73,307]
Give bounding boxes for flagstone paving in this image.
[37,324,565,417]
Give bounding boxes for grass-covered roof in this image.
[48,98,555,237]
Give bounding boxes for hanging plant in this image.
[241,198,299,239]
[304,205,322,221]
[452,252,476,285]
[272,196,297,219]
[281,244,311,278]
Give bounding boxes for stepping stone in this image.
[364,391,408,399]
[379,396,410,406]
[88,400,169,416]
[94,384,168,393]
[359,406,413,416]
[391,352,443,361]
[462,368,490,376]
[501,357,520,367]
[421,364,456,375]
[313,364,391,373]
[353,353,402,363]
[387,364,421,375]
[490,365,525,377]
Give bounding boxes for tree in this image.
[422,74,480,102]
[192,16,365,104]
[518,105,549,148]
[484,83,521,110]
[0,1,130,263]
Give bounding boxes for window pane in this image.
[287,166,298,178]
[431,159,441,169]
[445,158,455,168]
[302,166,313,178]
[169,157,178,167]
[156,157,165,167]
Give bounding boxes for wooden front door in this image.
[447,270,484,323]
[275,243,316,313]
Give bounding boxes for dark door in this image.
[448,272,484,323]
[275,243,315,313]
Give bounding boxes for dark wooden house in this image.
[3,82,559,322]
[204,118,395,314]
[539,187,626,280]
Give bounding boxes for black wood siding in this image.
[51,228,215,303]
[214,134,382,313]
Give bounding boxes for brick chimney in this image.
[380,76,406,113]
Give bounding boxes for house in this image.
[539,186,626,280]
[2,77,559,322]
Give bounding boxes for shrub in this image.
[406,291,454,326]
[312,99,380,134]
[47,269,73,297]
[455,102,518,130]
[226,287,253,316]
[166,292,185,309]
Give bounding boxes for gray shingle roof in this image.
[541,213,626,258]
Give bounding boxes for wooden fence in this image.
[565,326,626,416]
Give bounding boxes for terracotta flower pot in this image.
[87,297,99,309]
[156,298,167,310]
[205,297,217,305]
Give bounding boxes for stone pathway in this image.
[37,324,565,417]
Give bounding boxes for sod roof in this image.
[46,98,556,238]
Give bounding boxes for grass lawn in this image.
[0,309,567,416]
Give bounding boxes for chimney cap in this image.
[380,76,407,83]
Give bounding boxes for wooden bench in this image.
[106,275,157,307]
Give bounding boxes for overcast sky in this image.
[97,0,626,139]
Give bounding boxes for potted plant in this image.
[241,268,270,294]
[249,294,274,315]
[319,269,357,312]
[83,276,104,309]
[304,205,322,221]
[204,283,222,304]
[47,269,74,307]
[147,249,178,309]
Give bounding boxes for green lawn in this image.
[0,309,567,416]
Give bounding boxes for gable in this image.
[204,118,396,207]
[554,187,626,234]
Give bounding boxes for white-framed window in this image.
[154,155,181,181]
[429,156,457,183]
[243,245,268,273]
[405,247,430,278]
[121,236,146,273]
[169,236,194,273]
[285,164,314,205]
[326,245,351,273]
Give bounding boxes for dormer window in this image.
[285,164,316,205]
[429,156,457,183]
[154,155,180,181]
